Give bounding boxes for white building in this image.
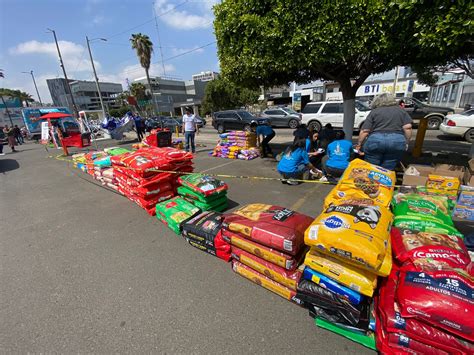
[191,71,219,82]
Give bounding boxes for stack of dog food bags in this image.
[376,227,474,353]
[72,153,87,172]
[301,159,397,350]
[452,185,474,238]
[155,197,201,235]
[219,131,257,148]
[222,204,313,302]
[181,211,231,261]
[177,174,228,212]
[211,131,259,160]
[111,148,176,215]
[84,151,108,176]
[237,148,260,160]
[211,145,240,159]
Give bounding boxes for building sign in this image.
[293,93,302,111]
[360,81,420,96]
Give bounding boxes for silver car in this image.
[260,107,302,128]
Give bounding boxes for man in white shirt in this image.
[182,107,199,153]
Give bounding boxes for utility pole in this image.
[86,36,107,118]
[22,70,43,105]
[47,28,79,117]
[152,1,167,77]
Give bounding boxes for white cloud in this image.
[9,40,101,73]
[92,15,105,25]
[154,0,218,30]
[170,46,204,56]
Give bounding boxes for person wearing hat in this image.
[182,107,200,153]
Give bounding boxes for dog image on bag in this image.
[326,204,381,230]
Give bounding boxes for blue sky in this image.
[0,0,219,103]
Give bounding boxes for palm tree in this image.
[130,33,157,114]
[15,90,34,107]
[130,83,148,101]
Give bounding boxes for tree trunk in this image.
[339,81,357,139]
[145,68,159,116]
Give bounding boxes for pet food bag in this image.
[232,261,297,302]
[303,267,364,305]
[155,197,201,235]
[391,227,471,270]
[185,232,231,261]
[397,267,474,342]
[223,204,313,255]
[315,318,376,351]
[304,201,392,274]
[177,185,227,203]
[304,248,378,297]
[378,268,474,354]
[231,247,302,290]
[178,174,228,197]
[325,159,396,208]
[393,215,464,238]
[393,195,454,226]
[222,230,300,270]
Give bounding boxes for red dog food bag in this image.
[397,266,474,342]
[391,227,471,271]
[223,204,313,255]
[378,267,474,354]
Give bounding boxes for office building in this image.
[191,71,219,82]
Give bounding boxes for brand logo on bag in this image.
[324,216,344,229]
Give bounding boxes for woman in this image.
[322,130,352,178]
[356,93,412,170]
[3,125,16,152]
[277,138,316,185]
[305,130,324,169]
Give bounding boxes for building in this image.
[429,71,474,110]
[191,71,219,82]
[134,76,208,115]
[47,78,123,112]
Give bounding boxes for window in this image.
[302,103,322,114]
[265,110,282,115]
[436,86,443,101]
[237,111,255,120]
[355,101,370,112]
[221,112,239,119]
[442,86,449,102]
[282,107,298,114]
[430,88,437,102]
[321,103,343,113]
[449,83,459,102]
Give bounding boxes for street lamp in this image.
[21,70,43,106]
[86,36,107,118]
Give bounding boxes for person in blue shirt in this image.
[133,114,144,141]
[322,130,353,178]
[277,138,316,185]
[251,122,275,158]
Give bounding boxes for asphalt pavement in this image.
[0,139,373,353]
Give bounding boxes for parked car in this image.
[440,109,474,143]
[212,110,268,133]
[260,107,302,128]
[301,100,371,132]
[400,97,455,130]
[145,116,183,132]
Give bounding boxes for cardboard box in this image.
[402,164,433,186]
[464,159,474,186]
[434,164,466,180]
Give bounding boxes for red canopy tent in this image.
[39,112,73,120]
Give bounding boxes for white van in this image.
[301,100,371,132]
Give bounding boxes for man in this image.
[0,126,5,155]
[133,114,144,141]
[13,125,23,145]
[182,107,200,153]
[251,121,275,158]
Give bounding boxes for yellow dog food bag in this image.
[304,200,393,273]
[304,248,378,297]
[325,159,396,208]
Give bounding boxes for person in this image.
[318,123,336,150]
[277,138,316,185]
[3,125,16,152]
[251,122,275,158]
[182,107,200,153]
[13,125,23,145]
[133,114,144,141]
[293,123,310,141]
[399,99,406,109]
[322,131,352,179]
[305,130,325,169]
[0,126,5,155]
[356,93,412,170]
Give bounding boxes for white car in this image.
[440,109,474,143]
[301,100,371,132]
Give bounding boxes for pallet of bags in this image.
[84,151,108,176]
[375,227,474,354]
[155,197,201,235]
[177,174,228,212]
[181,211,231,261]
[223,204,312,302]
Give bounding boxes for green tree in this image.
[0,88,34,107]
[130,33,157,113]
[202,76,260,113]
[214,0,473,137]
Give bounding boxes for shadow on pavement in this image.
[0,159,20,173]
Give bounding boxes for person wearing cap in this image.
[182,107,200,153]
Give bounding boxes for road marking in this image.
[200,161,235,173]
[290,183,323,211]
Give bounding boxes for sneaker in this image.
[319,176,328,182]
[281,179,288,185]
[286,179,299,185]
[0,153,5,156]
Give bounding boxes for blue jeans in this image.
[279,164,307,179]
[185,131,195,153]
[363,132,406,170]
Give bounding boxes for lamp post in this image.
[47,28,79,117]
[86,36,107,118]
[21,70,43,106]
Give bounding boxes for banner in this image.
[40,121,49,144]
[293,93,302,111]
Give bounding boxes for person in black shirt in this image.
[318,123,336,150]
